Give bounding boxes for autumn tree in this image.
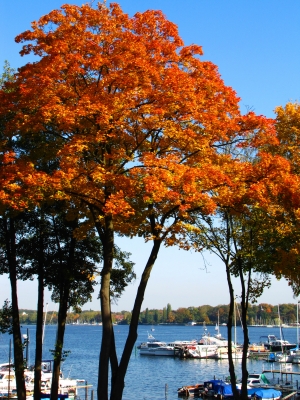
[263,102,300,294]
[0,3,277,399]
[186,128,297,400]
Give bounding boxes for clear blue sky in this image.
[0,1,299,311]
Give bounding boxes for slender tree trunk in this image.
[98,215,114,400]
[237,244,252,400]
[51,228,76,400]
[34,219,45,400]
[34,270,44,400]
[225,261,238,399]
[110,239,161,400]
[5,217,26,400]
[240,292,249,400]
[50,285,69,400]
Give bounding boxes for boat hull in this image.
[139,347,175,356]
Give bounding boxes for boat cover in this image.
[217,383,233,397]
[204,379,224,389]
[251,388,282,399]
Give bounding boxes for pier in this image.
[263,363,300,385]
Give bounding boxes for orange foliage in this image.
[0,2,277,242]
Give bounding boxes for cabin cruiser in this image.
[139,341,175,356]
[138,334,175,356]
[261,335,297,351]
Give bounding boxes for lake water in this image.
[1,323,300,399]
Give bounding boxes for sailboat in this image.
[213,301,244,360]
[274,305,297,362]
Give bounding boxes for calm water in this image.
[1,324,300,399]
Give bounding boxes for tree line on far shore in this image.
[18,302,298,326]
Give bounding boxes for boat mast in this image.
[297,301,299,349]
[234,299,237,347]
[42,302,49,345]
[278,304,284,353]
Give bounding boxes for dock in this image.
[263,363,300,385]
[282,392,297,400]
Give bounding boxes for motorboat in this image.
[203,379,233,397]
[139,342,175,356]
[236,373,271,389]
[261,335,297,351]
[138,334,175,356]
[184,344,218,359]
[177,383,204,397]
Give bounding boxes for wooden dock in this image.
[282,392,297,400]
[263,364,300,384]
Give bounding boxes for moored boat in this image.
[262,335,297,351]
[177,383,204,397]
[183,344,218,359]
[212,346,246,360]
[292,349,300,364]
[251,388,282,400]
[138,334,175,356]
[275,349,295,363]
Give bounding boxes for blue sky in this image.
[0,1,299,311]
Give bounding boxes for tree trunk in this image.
[240,294,250,400]
[6,217,26,400]
[225,261,239,400]
[238,255,250,400]
[110,239,161,400]
[34,221,45,400]
[50,285,69,400]
[34,270,44,400]
[98,214,114,400]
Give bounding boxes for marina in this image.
[2,324,300,399]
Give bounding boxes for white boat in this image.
[275,349,295,363]
[199,334,228,347]
[186,344,218,359]
[24,360,83,397]
[138,334,175,356]
[236,373,271,389]
[213,346,245,360]
[292,349,300,364]
[139,342,175,356]
[0,368,16,393]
